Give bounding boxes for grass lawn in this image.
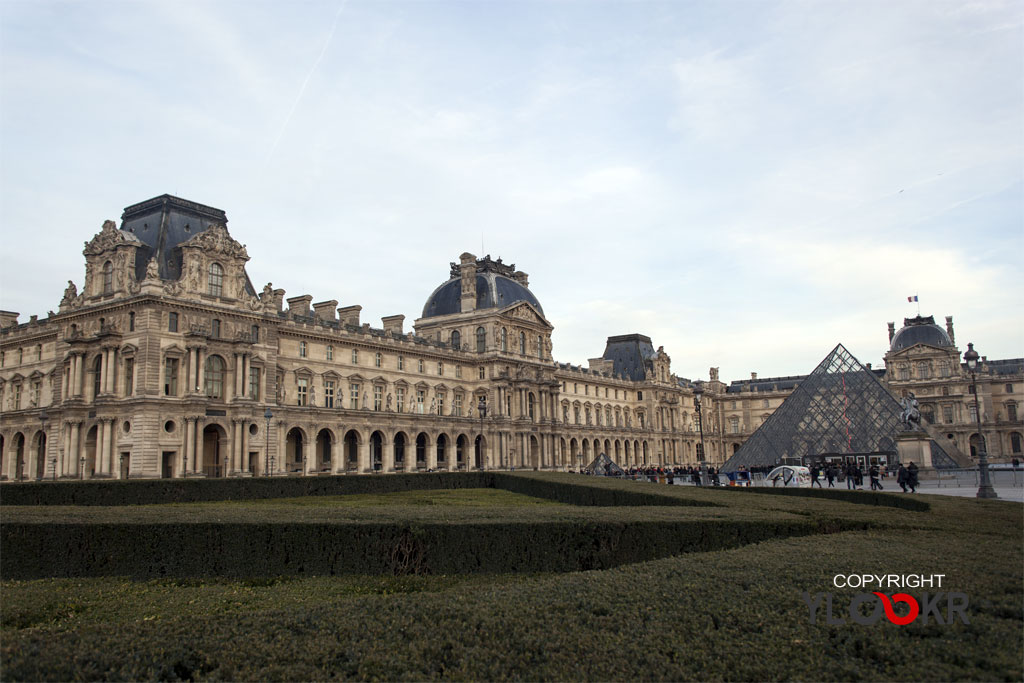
[1,474,1021,681]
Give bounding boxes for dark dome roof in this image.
[422,273,544,318]
[890,315,953,352]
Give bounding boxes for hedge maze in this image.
[1,473,1020,681]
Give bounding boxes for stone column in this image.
[69,421,81,477]
[235,355,244,398]
[183,418,194,477]
[358,435,370,473]
[230,420,240,474]
[240,420,249,473]
[100,419,112,475]
[70,354,81,396]
[196,349,205,394]
[446,437,456,471]
[303,432,314,474]
[382,434,394,472]
[277,421,287,474]
[194,418,205,474]
[187,348,197,393]
[426,435,438,471]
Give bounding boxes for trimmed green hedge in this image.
[717,483,931,511]
[0,472,715,508]
[0,472,492,507]
[0,516,872,579]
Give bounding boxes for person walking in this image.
[810,464,822,488]
[897,464,908,492]
[869,464,883,490]
[825,465,836,488]
[846,462,857,489]
[907,461,919,493]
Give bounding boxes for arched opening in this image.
[83,425,98,478]
[394,432,408,471]
[475,435,486,469]
[456,434,468,468]
[732,443,741,454]
[370,431,384,471]
[559,438,567,468]
[34,430,46,479]
[969,434,987,458]
[476,327,486,352]
[12,432,26,480]
[208,262,223,296]
[285,427,305,474]
[416,433,428,469]
[316,428,333,473]
[582,439,591,464]
[529,435,540,469]
[436,433,448,468]
[344,430,359,471]
[203,424,228,477]
[451,330,461,349]
[643,441,649,464]
[570,438,579,468]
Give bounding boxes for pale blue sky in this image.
[1,0,1021,381]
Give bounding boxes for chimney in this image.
[312,300,338,321]
[751,372,758,380]
[337,305,362,326]
[272,289,285,312]
[0,311,18,328]
[513,271,529,287]
[945,316,955,345]
[887,322,895,343]
[459,252,477,313]
[286,295,313,318]
[382,315,405,335]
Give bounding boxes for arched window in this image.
[102,261,113,295]
[476,327,486,352]
[205,355,225,398]
[208,263,223,297]
[500,328,507,352]
[451,330,461,349]
[899,366,910,380]
[917,361,930,379]
[528,393,535,420]
[939,361,951,377]
[519,332,526,355]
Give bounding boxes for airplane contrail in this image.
[264,0,348,167]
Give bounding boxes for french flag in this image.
[907,295,918,302]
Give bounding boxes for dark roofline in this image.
[121,194,227,224]
[606,333,652,345]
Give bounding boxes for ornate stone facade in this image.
[0,195,714,481]
[2,195,1019,481]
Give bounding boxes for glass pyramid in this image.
[723,343,958,471]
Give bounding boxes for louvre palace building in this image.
[1,194,1021,480]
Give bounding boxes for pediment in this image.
[500,301,550,327]
[294,365,314,377]
[322,370,341,380]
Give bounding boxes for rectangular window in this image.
[437,392,445,415]
[324,380,335,408]
[438,361,443,376]
[638,391,643,400]
[969,385,976,394]
[416,390,425,414]
[252,325,259,342]
[168,312,178,332]
[30,381,40,407]
[396,387,405,413]
[211,319,220,338]
[326,345,333,360]
[124,358,134,395]
[478,367,485,380]
[1007,384,1015,393]
[374,385,382,411]
[456,365,462,378]
[164,358,179,396]
[1008,404,1018,422]
[375,353,382,368]
[249,367,260,400]
[350,383,360,409]
[13,383,21,409]
[585,385,589,396]
[299,341,307,358]
[418,359,424,373]
[297,378,308,406]
[398,355,404,370]
[129,312,135,332]
[352,349,359,364]
[454,393,463,416]
[605,387,608,398]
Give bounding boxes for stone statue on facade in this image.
[145,257,160,280]
[386,393,393,411]
[61,280,78,303]
[900,392,922,430]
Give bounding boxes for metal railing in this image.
[928,468,1023,489]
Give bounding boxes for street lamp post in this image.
[964,343,997,499]
[694,381,709,486]
[79,456,86,481]
[264,408,273,477]
[477,396,487,471]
